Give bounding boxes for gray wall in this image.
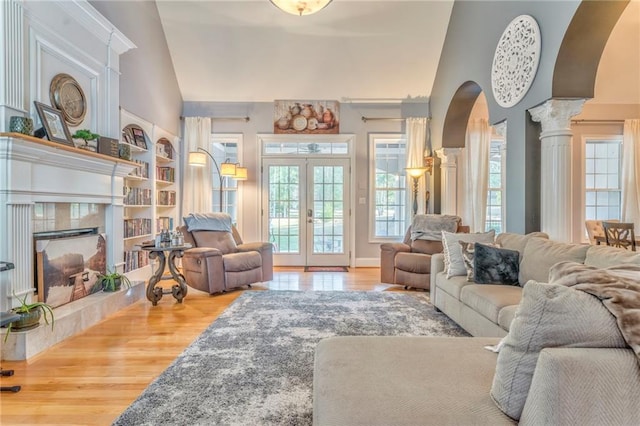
[183,101,429,261]
[90,0,182,135]
[430,1,581,234]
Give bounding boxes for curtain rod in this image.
[180,116,250,122]
[571,119,625,124]
[361,116,431,123]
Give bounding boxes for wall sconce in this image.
[424,156,434,175]
[188,148,245,211]
[405,166,429,216]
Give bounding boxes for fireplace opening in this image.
[33,227,107,308]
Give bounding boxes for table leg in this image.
[146,251,166,306]
[168,249,188,303]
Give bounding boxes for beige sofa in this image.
[313,234,640,425]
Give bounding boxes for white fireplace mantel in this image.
[0,133,137,312]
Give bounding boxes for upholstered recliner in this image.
[179,213,273,294]
[380,216,468,290]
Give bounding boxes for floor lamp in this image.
[405,166,429,216]
[188,147,238,212]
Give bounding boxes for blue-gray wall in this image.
[90,0,182,135]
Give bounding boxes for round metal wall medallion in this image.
[49,73,87,127]
[491,15,541,108]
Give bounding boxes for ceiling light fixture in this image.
[270,0,333,16]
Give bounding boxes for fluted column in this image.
[529,99,586,242]
[0,0,26,128]
[435,148,462,216]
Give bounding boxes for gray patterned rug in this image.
[113,290,468,425]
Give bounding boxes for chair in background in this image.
[602,221,636,251]
[584,219,619,245]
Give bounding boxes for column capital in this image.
[528,99,586,134]
[493,120,507,138]
[435,147,462,167]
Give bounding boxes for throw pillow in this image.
[473,243,519,285]
[518,238,589,285]
[442,230,495,278]
[459,241,501,282]
[183,212,232,232]
[490,281,627,420]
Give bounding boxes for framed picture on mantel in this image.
[33,101,74,146]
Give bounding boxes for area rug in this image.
[303,266,349,272]
[113,291,469,426]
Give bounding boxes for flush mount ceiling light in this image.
[270,0,333,16]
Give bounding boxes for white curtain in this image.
[621,119,640,231]
[182,117,213,217]
[406,117,428,215]
[462,119,491,232]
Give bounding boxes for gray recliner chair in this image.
[179,213,273,294]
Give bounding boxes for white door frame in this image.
[257,133,356,267]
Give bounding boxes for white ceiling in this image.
[156,0,454,102]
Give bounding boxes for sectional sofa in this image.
[313,233,640,425]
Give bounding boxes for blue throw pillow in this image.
[473,243,519,285]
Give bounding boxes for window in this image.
[210,134,243,224]
[485,139,505,233]
[584,138,622,222]
[370,134,407,240]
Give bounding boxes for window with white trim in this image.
[370,134,407,240]
[485,139,505,233]
[210,134,242,224]
[584,138,622,222]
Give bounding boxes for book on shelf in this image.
[156,216,174,232]
[157,190,176,206]
[123,187,152,205]
[124,249,149,272]
[156,166,175,182]
[128,160,149,179]
[123,218,152,238]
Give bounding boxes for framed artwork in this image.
[131,127,148,150]
[274,100,340,134]
[33,101,74,146]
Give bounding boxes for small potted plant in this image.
[97,267,132,292]
[4,292,54,342]
[71,129,100,151]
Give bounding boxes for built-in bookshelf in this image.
[120,109,181,274]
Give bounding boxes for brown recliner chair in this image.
[179,218,273,294]
[380,223,469,290]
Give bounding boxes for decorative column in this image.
[0,0,26,128]
[435,148,462,216]
[529,99,586,242]
[493,121,507,230]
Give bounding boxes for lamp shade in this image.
[405,167,428,178]
[270,0,332,16]
[234,166,248,181]
[220,162,237,177]
[188,151,207,167]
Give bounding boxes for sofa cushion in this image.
[491,281,627,421]
[460,285,523,324]
[192,230,238,254]
[518,238,589,285]
[584,244,640,268]
[394,252,431,274]
[442,230,495,278]
[497,305,518,331]
[474,243,520,285]
[222,251,262,272]
[494,232,549,258]
[435,272,472,300]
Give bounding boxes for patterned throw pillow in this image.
[442,230,495,278]
[459,241,502,282]
[473,243,519,285]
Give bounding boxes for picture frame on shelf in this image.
[131,127,147,150]
[33,101,74,146]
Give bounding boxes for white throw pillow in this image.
[441,230,495,278]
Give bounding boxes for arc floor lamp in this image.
[188,147,247,212]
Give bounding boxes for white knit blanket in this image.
[410,214,461,241]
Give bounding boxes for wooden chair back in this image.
[602,221,636,251]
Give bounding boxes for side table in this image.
[142,244,192,306]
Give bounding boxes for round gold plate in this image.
[49,73,87,127]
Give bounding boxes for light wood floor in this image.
[0,267,415,425]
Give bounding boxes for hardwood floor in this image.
[0,267,414,425]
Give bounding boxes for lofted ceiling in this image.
[155,0,455,103]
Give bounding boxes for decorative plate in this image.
[49,73,87,126]
[491,15,541,108]
[291,115,308,131]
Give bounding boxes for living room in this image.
[1,0,639,424]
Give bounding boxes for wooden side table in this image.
[142,244,192,306]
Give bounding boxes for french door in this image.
[262,158,350,267]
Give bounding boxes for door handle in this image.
[307,209,313,218]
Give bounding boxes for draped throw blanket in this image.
[183,212,232,232]
[410,214,461,241]
[549,261,640,364]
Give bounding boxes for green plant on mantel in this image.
[97,267,132,292]
[72,129,100,148]
[4,292,55,342]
